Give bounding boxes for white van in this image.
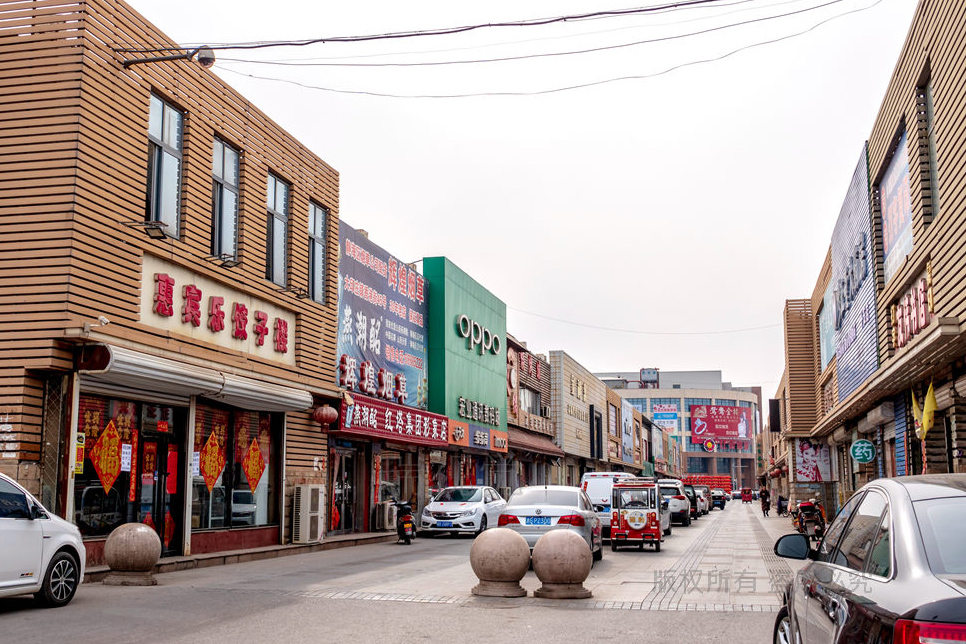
[579,472,636,538]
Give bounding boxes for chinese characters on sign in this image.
[151,272,288,354]
[850,439,876,464]
[339,394,448,448]
[891,266,935,350]
[457,396,501,427]
[689,405,752,443]
[337,224,429,409]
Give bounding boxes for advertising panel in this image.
[833,145,878,401]
[424,257,506,432]
[652,403,678,461]
[880,132,913,284]
[689,405,752,443]
[794,438,833,482]
[819,283,835,371]
[339,394,448,447]
[621,399,635,463]
[336,223,429,408]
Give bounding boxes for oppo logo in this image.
[457,314,502,355]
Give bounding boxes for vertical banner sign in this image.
[833,144,878,401]
[880,132,913,285]
[336,223,429,409]
[621,399,635,463]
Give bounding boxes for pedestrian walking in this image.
[759,487,771,517]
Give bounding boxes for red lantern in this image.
[313,405,339,426]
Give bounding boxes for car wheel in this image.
[476,514,488,536]
[611,540,618,552]
[35,551,79,607]
[684,514,691,526]
[654,540,661,553]
[664,525,672,536]
[593,543,603,561]
[774,606,792,644]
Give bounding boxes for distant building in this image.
[596,370,761,488]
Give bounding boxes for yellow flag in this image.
[911,388,924,440]
[922,381,937,437]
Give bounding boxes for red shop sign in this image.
[336,394,449,448]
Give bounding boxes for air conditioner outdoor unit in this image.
[373,503,385,531]
[383,502,397,530]
[293,484,325,543]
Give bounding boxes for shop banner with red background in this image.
[689,405,752,443]
[338,394,449,447]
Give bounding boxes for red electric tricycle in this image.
[609,479,670,552]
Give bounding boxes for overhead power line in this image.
[217,0,850,69]
[216,0,885,98]
[115,0,730,54]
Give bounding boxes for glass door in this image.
[329,449,356,534]
[137,410,184,557]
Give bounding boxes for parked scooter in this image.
[393,499,416,545]
[791,499,825,541]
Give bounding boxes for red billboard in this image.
[689,405,752,443]
[336,394,449,447]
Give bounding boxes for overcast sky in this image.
[127,0,918,394]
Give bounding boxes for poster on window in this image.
[795,438,833,482]
[336,222,429,409]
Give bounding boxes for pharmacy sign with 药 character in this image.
[850,439,876,464]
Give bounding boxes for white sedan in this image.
[420,486,506,535]
[0,471,86,607]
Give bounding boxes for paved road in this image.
[1,501,805,643]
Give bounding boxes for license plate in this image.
[526,516,552,525]
[437,521,453,528]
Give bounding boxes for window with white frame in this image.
[146,95,183,236]
[211,138,239,259]
[309,203,327,302]
[266,173,289,286]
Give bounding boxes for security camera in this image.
[196,47,215,69]
[97,315,110,326]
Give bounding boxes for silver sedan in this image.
[497,485,603,563]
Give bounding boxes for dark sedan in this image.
[773,474,966,644]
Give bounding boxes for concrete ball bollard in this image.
[469,527,530,597]
[531,530,593,599]
[103,523,162,586]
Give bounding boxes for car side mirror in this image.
[661,500,669,511]
[774,533,812,560]
[30,504,46,520]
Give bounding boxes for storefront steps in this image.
[83,532,397,584]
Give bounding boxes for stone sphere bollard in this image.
[103,523,162,586]
[531,530,593,599]
[469,527,530,597]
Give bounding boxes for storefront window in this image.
[192,403,276,530]
[379,450,417,505]
[74,395,185,555]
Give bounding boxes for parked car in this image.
[0,471,85,607]
[773,474,966,644]
[682,484,700,520]
[711,489,727,510]
[694,486,710,515]
[498,485,603,563]
[580,471,636,539]
[658,479,692,526]
[420,485,506,535]
[231,489,257,526]
[732,490,743,500]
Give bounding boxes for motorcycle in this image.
[791,500,825,541]
[393,499,416,545]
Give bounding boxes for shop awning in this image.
[507,427,565,458]
[77,344,313,412]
